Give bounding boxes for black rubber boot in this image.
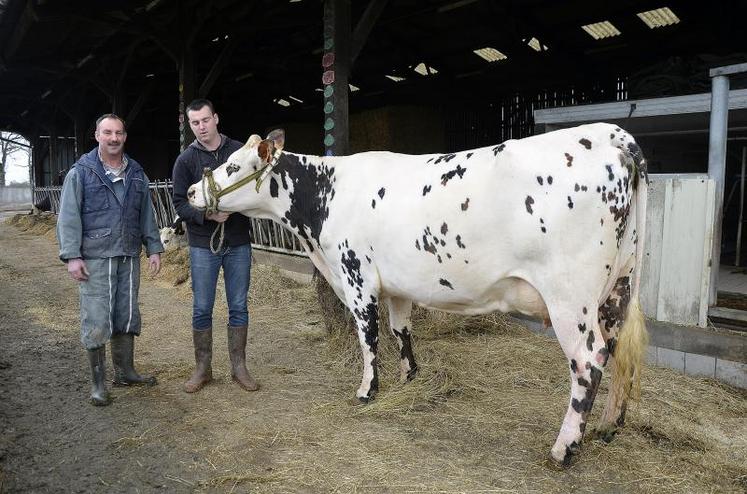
[184,329,213,393]
[87,346,111,406]
[111,333,157,387]
[228,325,259,391]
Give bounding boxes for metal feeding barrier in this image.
[32,181,308,257]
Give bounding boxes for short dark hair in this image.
[95,113,126,132]
[186,98,215,115]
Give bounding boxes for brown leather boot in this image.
[184,329,213,393]
[227,325,259,391]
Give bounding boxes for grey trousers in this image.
[79,256,141,349]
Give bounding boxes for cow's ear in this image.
[257,140,275,163]
[245,134,262,148]
[266,129,285,151]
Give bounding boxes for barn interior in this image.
[1,0,747,314]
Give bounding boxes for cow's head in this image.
[187,129,285,213]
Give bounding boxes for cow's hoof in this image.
[403,367,418,383]
[592,425,619,443]
[549,441,580,469]
[356,393,376,404]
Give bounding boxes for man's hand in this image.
[206,211,231,223]
[148,253,161,276]
[67,258,89,282]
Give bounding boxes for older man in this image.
[57,114,163,406]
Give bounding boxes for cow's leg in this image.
[386,297,417,382]
[596,275,632,442]
[548,304,610,466]
[338,247,382,403]
[347,291,380,402]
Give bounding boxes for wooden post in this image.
[322,0,351,157]
[178,49,195,152]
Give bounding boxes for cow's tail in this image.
[612,131,649,401]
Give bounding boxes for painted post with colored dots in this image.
[322,0,351,157]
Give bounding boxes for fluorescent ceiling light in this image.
[274,98,291,107]
[288,95,304,103]
[473,47,508,62]
[637,7,680,28]
[581,21,621,40]
[524,37,548,52]
[385,75,406,82]
[413,63,438,76]
[349,84,360,92]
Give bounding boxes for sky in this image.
[2,133,30,185]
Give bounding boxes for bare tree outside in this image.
[1,131,30,187]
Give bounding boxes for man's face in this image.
[187,106,219,145]
[95,118,127,155]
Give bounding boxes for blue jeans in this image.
[190,244,251,330]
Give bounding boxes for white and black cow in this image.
[187,123,649,466]
[159,216,188,250]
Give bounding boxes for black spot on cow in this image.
[270,177,279,198]
[586,331,595,351]
[579,138,592,150]
[280,172,288,190]
[437,255,442,263]
[568,196,574,209]
[525,195,535,214]
[423,237,438,255]
[341,248,363,290]
[378,187,385,199]
[574,183,580,192]
[440,165,467,186]
[466,152,473,159]
[371,199,376,209]
[226,163,240,177]
[597,347,610,366]
[461,198,470,211]
[439,239,446,247]
[365,255,371,263]
[606,164,615,181]
[433,153,457,164]
[570,359,578,372]
[565,153,574,167]
[537,176,544,185]
[600,218,604,226]
[441,222,448,235]
[607,337,617,355]
[415,239,421,250]
[578,323,587,333]
[492,143,505,155]
[439,278,454,289]
[446,253,452,259]
[423,185,432,196]
[547,176,553,185]
[571,366,602,415]
[276,154,336,252]
[456,235,465,249]
[541,226,547,233]
[583,307,588,315]
[281,217,288,224]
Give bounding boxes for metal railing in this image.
[32,181,308,257]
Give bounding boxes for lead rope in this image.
[202,164,226,254]
[210,222,225,254]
